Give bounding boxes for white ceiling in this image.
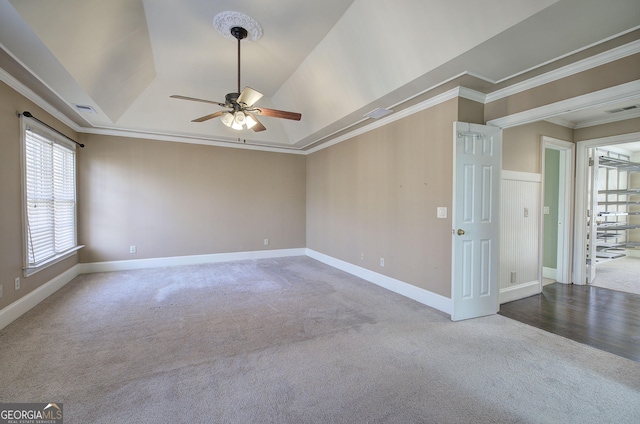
[1,0,639,151]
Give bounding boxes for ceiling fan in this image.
[171,26,301,132]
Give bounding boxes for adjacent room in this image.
[1,1,639,422]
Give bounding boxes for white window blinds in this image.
[23,124,77,269]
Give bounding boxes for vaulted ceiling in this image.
[1,0,639,151]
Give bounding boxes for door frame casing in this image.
[574,132,640,285]
[540,137,575,286]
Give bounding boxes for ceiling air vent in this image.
[605,105,639,114]
[364,107,393,119]
[73,104,96,114]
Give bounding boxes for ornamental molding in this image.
[213,11,263,41]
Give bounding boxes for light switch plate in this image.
[437,207,447,219]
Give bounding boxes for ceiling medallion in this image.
[213,11,263,41]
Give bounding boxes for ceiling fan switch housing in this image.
[230,27,248,40]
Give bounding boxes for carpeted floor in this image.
[1,256,639,423]
[593,256,640,295]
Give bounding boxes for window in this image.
[21,117,79,275]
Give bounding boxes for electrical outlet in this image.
[510,272,517,284]
[15,277,20,291]
[360,252,364,260]
[129,245,137,254]
[524,207,529,218]
[264,238,269,246]
[380,258,385,267]
[0,283,3,298]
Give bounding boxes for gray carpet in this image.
[593,256,640,295]
[1,256,639,423]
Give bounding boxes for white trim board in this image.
[487,80,640,129]
[81,127,307,155]
[499,280,540,304]
[574,132,640,286]
[79,248,307,274]
[487,39,640,102]
[0,264,81,331]
[626,250,640,259]
[1,247,453,330]
[2,34,638,155]
[0,54,82,133]
[305,86,483,154]
[502,170,542,182]
[0,248,306,331]
[543,267,558,280]
[306,249,452,316]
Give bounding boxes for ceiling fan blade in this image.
[192,111,225,122]
[247,113,266,132]
[170,95,226,108]
[254,107,302,121]
[237,87,263,107]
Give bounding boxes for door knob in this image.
[457,229,465,236]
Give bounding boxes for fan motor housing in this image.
[225,92,241,110]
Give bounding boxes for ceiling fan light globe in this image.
[245,114,257,129]
[234,111,246,126]
[231,120,243,130]
[221,112,234,127]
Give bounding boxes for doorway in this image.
[541,137,574,286]
[574,134,640,294]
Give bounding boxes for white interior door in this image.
[451,122,502,321]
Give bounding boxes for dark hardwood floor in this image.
[499,283,640,362]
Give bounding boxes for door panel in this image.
[452,122,502,321]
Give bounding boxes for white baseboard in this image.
[626,249,640,258]
[306,249,452,315]
[78,248,307,273]
[543,267,557,280]
[0,264,81,331]
[500,280,541,304]
[2,247,450,330]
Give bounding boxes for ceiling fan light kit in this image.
[171,11,300,133]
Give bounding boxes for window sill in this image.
[23,245,85,278]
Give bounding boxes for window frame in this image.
[20,116,82,277]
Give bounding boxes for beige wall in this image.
[575,117,640,142]
[0,81,79,310]
[306,98,464,298]
[77,134,306,263]
[502,121,574,173]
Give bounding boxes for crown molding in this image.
[486,39,640,103]
[306,86,486,154]
[3,32,638,153]
[544,116,576,129]
[574,109,640,129]
[488,80,640,129]
[577,131,640,147]
[80,126,306,155]
[0,63,81,133]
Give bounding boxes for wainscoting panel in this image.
[500,171,541,303]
